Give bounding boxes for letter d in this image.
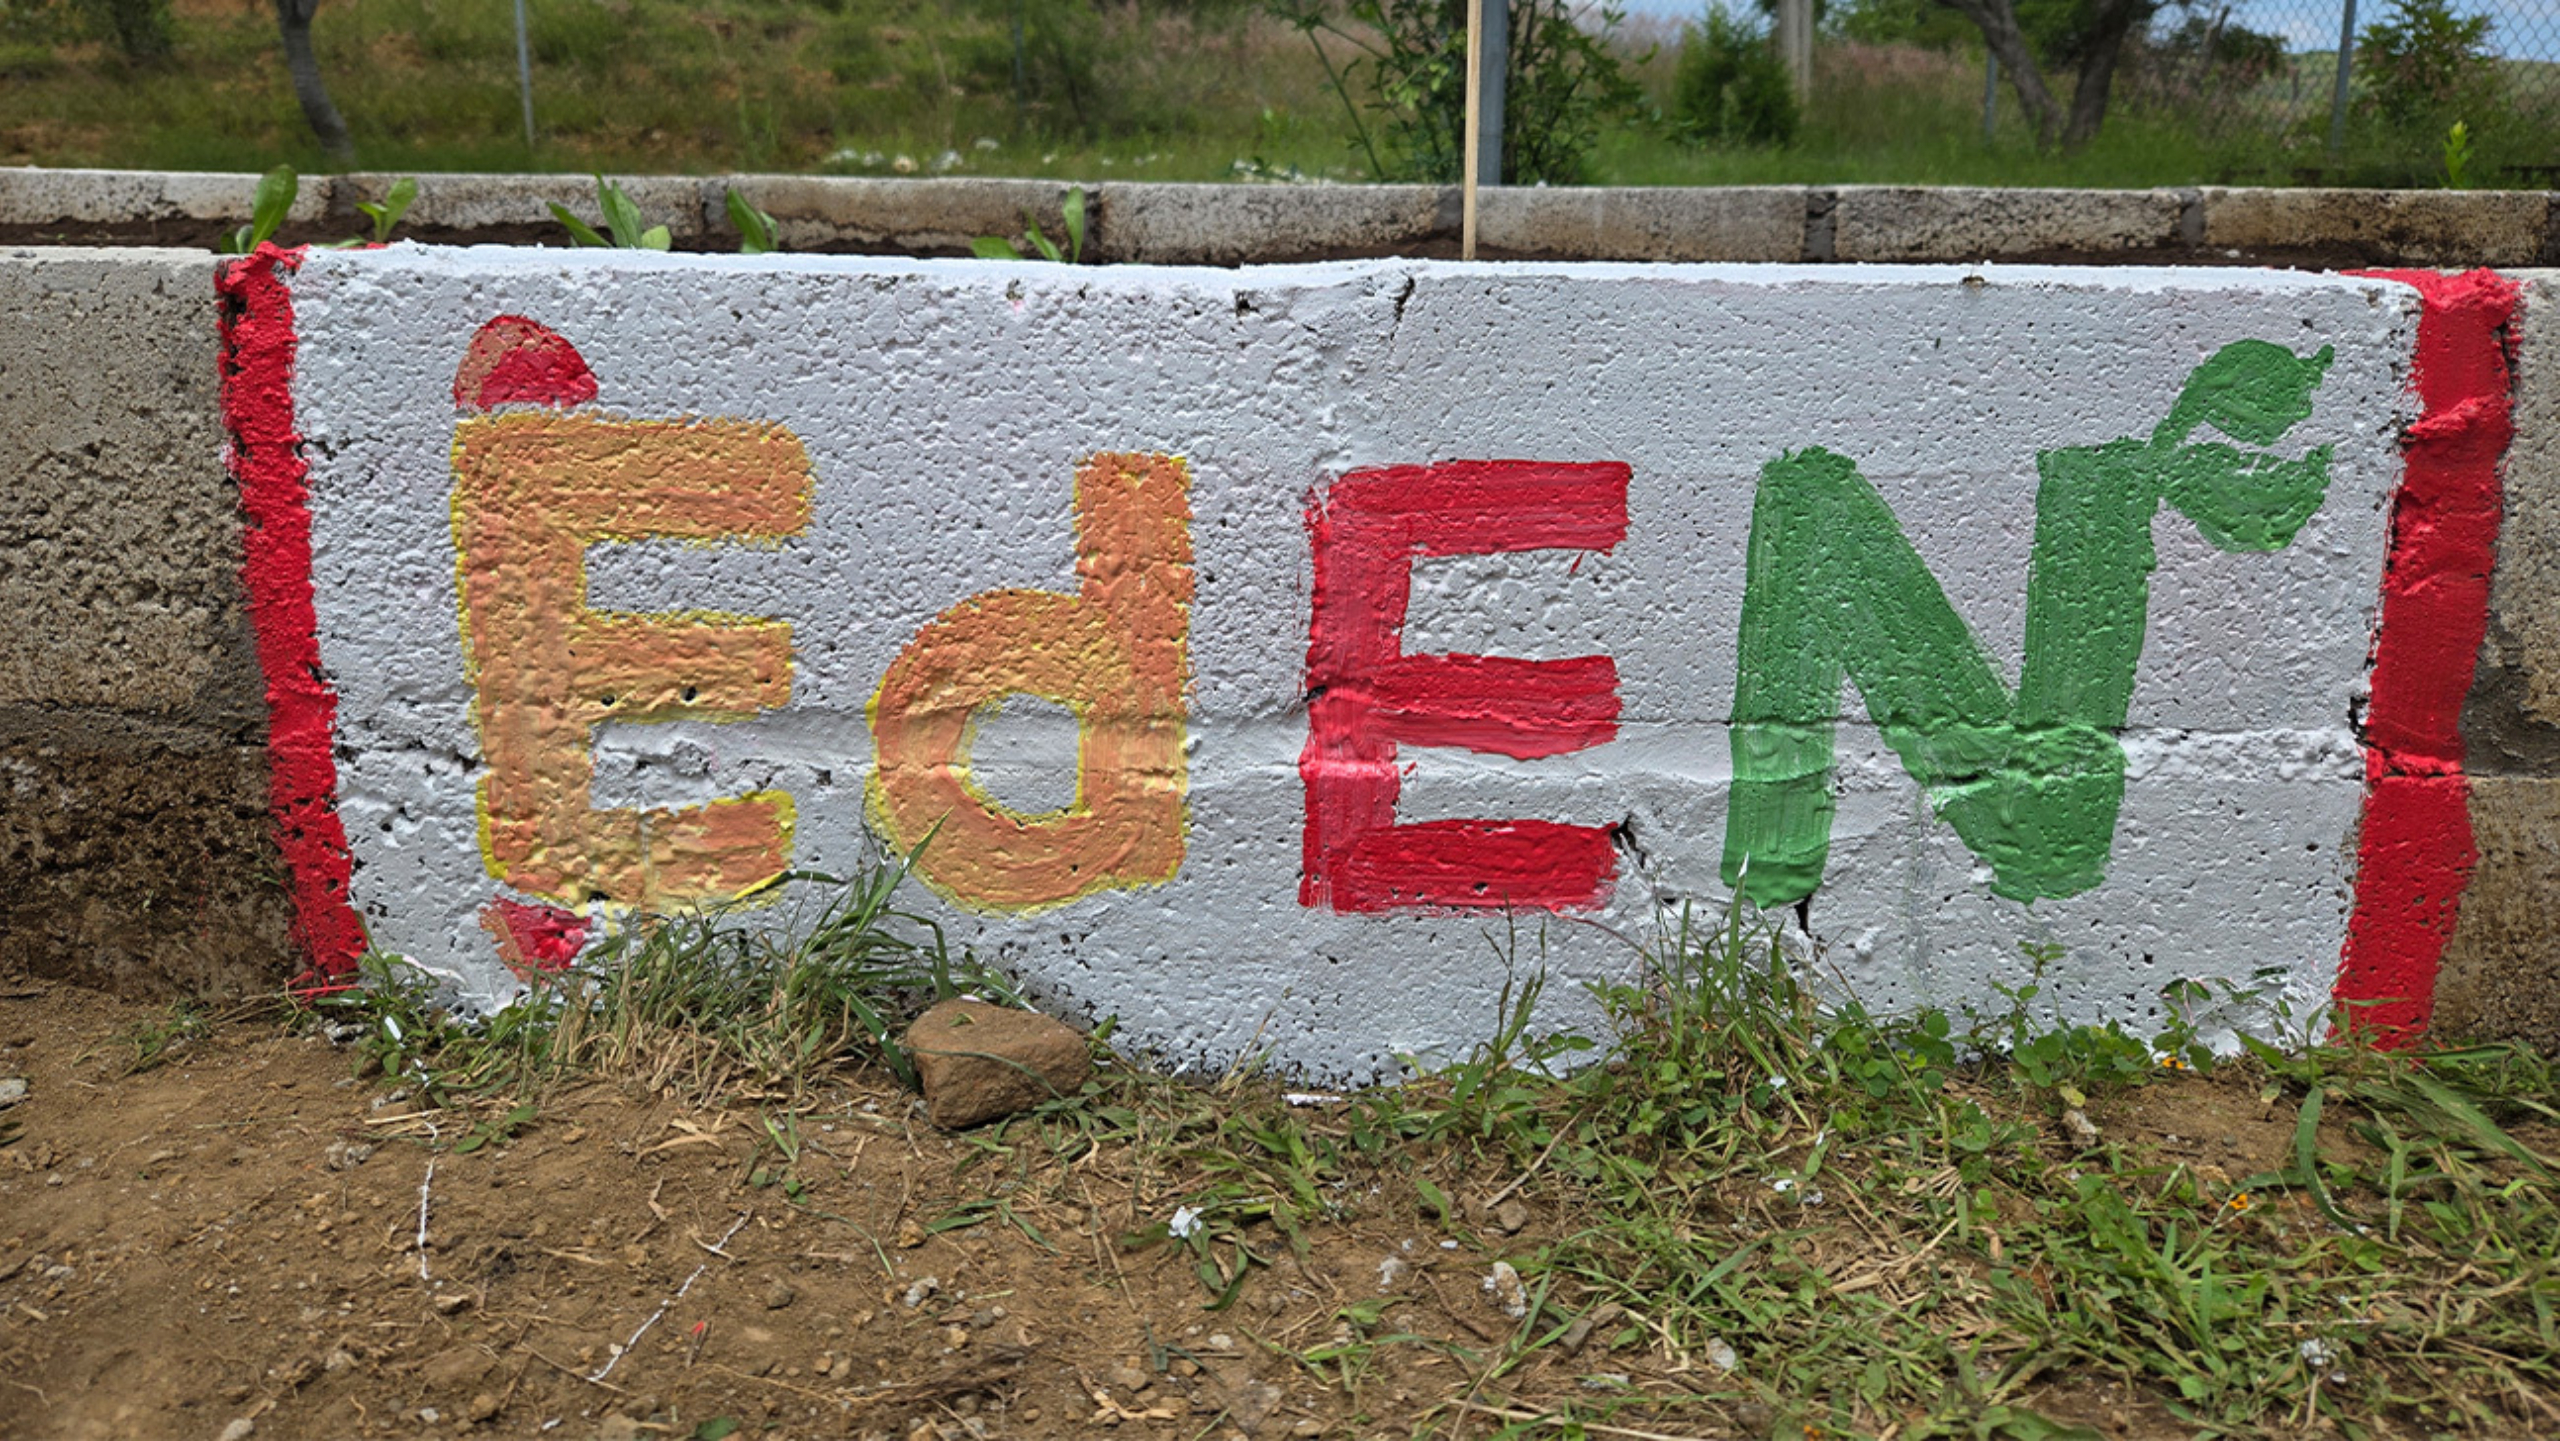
[868,453,1192,912]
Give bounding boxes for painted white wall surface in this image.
[285,248,2414,1081]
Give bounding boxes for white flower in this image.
[2299,1337,2341,1370]
[1168,1205,1204,1240]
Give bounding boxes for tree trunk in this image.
[2059,0,2149,150]
[274,0,354,165]
[1941,0,2064,146]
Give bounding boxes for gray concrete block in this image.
[2434,775,2560,1048]
[336,172,709,243]
[1091,182,1448,265]
[713,175,1079,254]
[1476,186,1804,261]
[2202,188,2551,267]
[0,248,247,717]
[0,166,330,227]
[1831,186,2186,262]
[2468,273,2560,771]
[0,246,290,997]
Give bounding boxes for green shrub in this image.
[1672,9,1796,146]
[2359,0,2498,129]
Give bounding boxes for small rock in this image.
[1205,1333,1233,1352]
[1170,1358,1200,1378]
[217,1420,255,1441]
[1107,1365,1150,1393]
[1227,1381,1283,1435]
[0,1076,26,1108]
[902,1275,941,1308]
[431,1291,472,1315]
[324,1140,374,1171]
[903,1000,1092,1129]
[2064,1109,2100,1143]
[1482,1261,1527,1319]
[895,1218,929,1249]
[1290,1421,1325,1438]
[1375,1256,1408,1291]
[1556,1302,1622,1357]
[416,1408,441,1424]
[1495,1199,1529,1235]
[596,1416,644,1441]
[465,1391,500,1423]
[764,1280,797,1310]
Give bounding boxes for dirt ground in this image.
[0,981,2238,1441]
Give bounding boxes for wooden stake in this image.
[1461,0,1482,260]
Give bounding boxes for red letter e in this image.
[1300,461,1628,912]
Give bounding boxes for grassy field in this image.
[1,0,2546,188]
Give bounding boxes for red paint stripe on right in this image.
[2334,269,2519,1043]
[219,245,368,990]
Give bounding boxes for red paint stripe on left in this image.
[220,245,368,991]
[2334,268,2519,1044]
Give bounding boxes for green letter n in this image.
[1721,340,2337,907]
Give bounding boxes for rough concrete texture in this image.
[1829,187,2188,262]
[332,172,710,244]
[0,166,330,228]
[262,249,2413,1078]
[2202,188,2553,267]
[2444,272,2560,1047]
[1089,182,1451,264]
[1475,186,1806,262]
[713,175,1079,255]
[0,247,292,995]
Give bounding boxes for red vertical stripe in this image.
[219,246,368,990]
[2335,269,2519,1044]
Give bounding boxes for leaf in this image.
[695,1419,740,1441]
[1062,186,1087,263]
[365,176,419,244]
[547,202,609,248]
[596,177,645,247]
[639,225,672,252]
[2293,1087,2359,1231]
[970,237,1024,260]
[725,188,779,255]
[2156,340,2335,449]
[1024,225,1063,264]
[248,165,298,250]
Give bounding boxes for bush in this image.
[2358,0,2498,129]
[1274,0,1647,184]
[1672,9,1796,146]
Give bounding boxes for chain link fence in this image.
[2112,0,2560,180]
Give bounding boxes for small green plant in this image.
[352,175,417,246]
[217,165,297,256]
[1672,10,1799,148]
[724,187,780,255]
[972,185,1086,263]
[2359,0,2499,129]
[122,1001,211,1074]
[2442,118,2476,188]
[550,176,672,250]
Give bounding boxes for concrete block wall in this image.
[11,168,2560,1063]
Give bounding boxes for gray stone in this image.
[714,175,1076,255]
[2201,188,2551,267]
[1831,185,2186,262]
[333,172,708,243]
[1091,182,1448,265]
[0,167,329,227]
[904,1000,1092,1128]
[1476,186,1803,261]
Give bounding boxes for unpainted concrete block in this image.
[1830,186,2186,262]
[1476,186,1803,262]
[1090,182,1448,265]
[0,248,245,716]
[2469,272,2560,767]
[713,175,1077,254]
[2434,775,2560,1049]
[0,166,330,227]
[2201,188,2550,267]
[335,172,708,242]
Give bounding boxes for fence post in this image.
[1476,0,1507,186]
[513,0,536,149]
[2328,0,2358,154]
[1982,49,1998,142]
[1779,0,1812,103]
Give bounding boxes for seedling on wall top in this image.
[972,186,1086,263]
[218,166,298,255]
[550,176,671,250]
